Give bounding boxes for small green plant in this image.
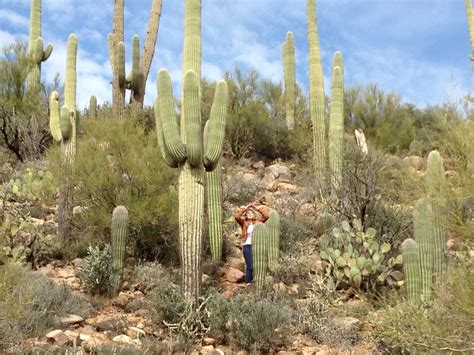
[319,219,403,293]
[6,168,55,203]
[77,244,112,295]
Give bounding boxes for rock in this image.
[339,300,372,315]
[71,258,84,268]
[289,283,301,296]
[203,337,217,346]
[445,170,458,179]
[56,266,75,279]
[46,330,70,346]
[114,292,130,307]
[226,256,245,271]
[56,314,84,326]
[403,156,424,171]
[331,316,362,334]
[126,297,148,312]
[113,334,136,345]
[265,164,291,181]
[252,161,265,170]
[223,290,236,300]
[72,206,87,215]
[200,345,215,354]
[67,277,81,290]
[126,326,146,339]
[64,330,80,343]
[278,183,299,194]
[262,173,276,188]
[92,315,125,332]
[205,350,224,355]
[306,254,322,272]
[224,267,245,283]
[273,282,287,292]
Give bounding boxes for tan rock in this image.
[252,161,265,170]
[226,256,245,271]
[278,183,299,194]
[200,345,215,354]
[56,314,84,326]
[126,326,146,339]
[56,266,75,279]
[224,267,244,283]
[64,330,80,343]
[113,334,136,345]
[404,156,424,171]
[203,337,217,346]
[46,330,70,346]
[223,290,235,300]
[114,292,130,307]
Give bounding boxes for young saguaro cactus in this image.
[283,31,296,130]
[426,150,447,284]
[328,52,344,193]
[266,209,280,271]
[307,0,326,191]
[27,0,53,91]
[401,238,421,302]
[49,33,77,244]
[466,0,474,61]
[252,222,269,293]
[111,206,129,293]
[89,95,97,118]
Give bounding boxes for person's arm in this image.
[234,207,247,226]
[254,205,270,223]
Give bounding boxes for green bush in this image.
[48,115,179,261]
[77,244,112,295]
[133,261,167,295]
[279,216,312,253]
[319,219,403,294]
[0,262,89,350]
[374,264,474,353]
[6,167,56,203]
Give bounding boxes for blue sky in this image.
[1,0,472,110]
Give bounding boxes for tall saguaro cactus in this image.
[401,238,421,302]
[328,52,344,193]
[266,209,280,271]
[466,0,474,60]
[111,206,129,293]
[49,34,77,244]
[109,0,163,114]
[426,150,447,284]
[283,31,296,130]
[27,0,53,91]
[307,0,326,191]
[252,222,269,292]
[154,0,227,303]
[89,96,97,118]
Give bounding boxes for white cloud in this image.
[0,8,29,27]
[0,30,17,45]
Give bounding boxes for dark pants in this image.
[243,244,253,284]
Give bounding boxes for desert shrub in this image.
[272,251,310,285]
[48,116,179,261]
[0,262,89,350]
[77,244,112,295]
[0,42,51,162]
[374,263,474,353]
[328,147,413,251]
[224,173,261,206]
[319,220,403,294]
[225,294,292,352]
[133,261,167,294]
[279,216,312,253]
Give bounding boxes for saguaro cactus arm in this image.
[111,206,129,293]
[183,70,203,167]
[203,80,228,171]
[283,31,296,130]
[466,0,474,60]
[401,238,421,302]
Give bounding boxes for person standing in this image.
[234,203,270,286]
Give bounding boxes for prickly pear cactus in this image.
[307,0,326,191]
[328,52,344,193]
[401,238,421,302]
[252,222,269,293]
[283,31,296,130]
[27,0,53,91]
[111,206,129,293]
[266,209,280,271]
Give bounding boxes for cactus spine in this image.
[414,198,435,301]
[111,206,129,293]
[283,31,296,130]
[426,150,447,284]
[328,52,344,192]
[307,0,326,191]
[401,238,421,302]
[252,222,269,292]
[154,0,228,304]
[466,0,474,61]
[89,96,97,118]
[49,34,77,244]
[266,209,280,271]
[27,0,53,91]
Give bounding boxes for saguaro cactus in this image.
[328,52,344,193]
[466,0,474,60]
[27,0,53,91]
[111,206,129,293]
[426,150,447,284]
[266,209,280,271]
[401,238,421,302]
[89,95,97,118]
[252,222,269,292]
[414,198,435,301]
[206,155,223,262]
[307,0,326,191]
[49,34,77,244]
[109,0,163,113]
[283,31,296,130]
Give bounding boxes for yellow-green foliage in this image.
[374,263,474,353]
[48,116,178,260]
